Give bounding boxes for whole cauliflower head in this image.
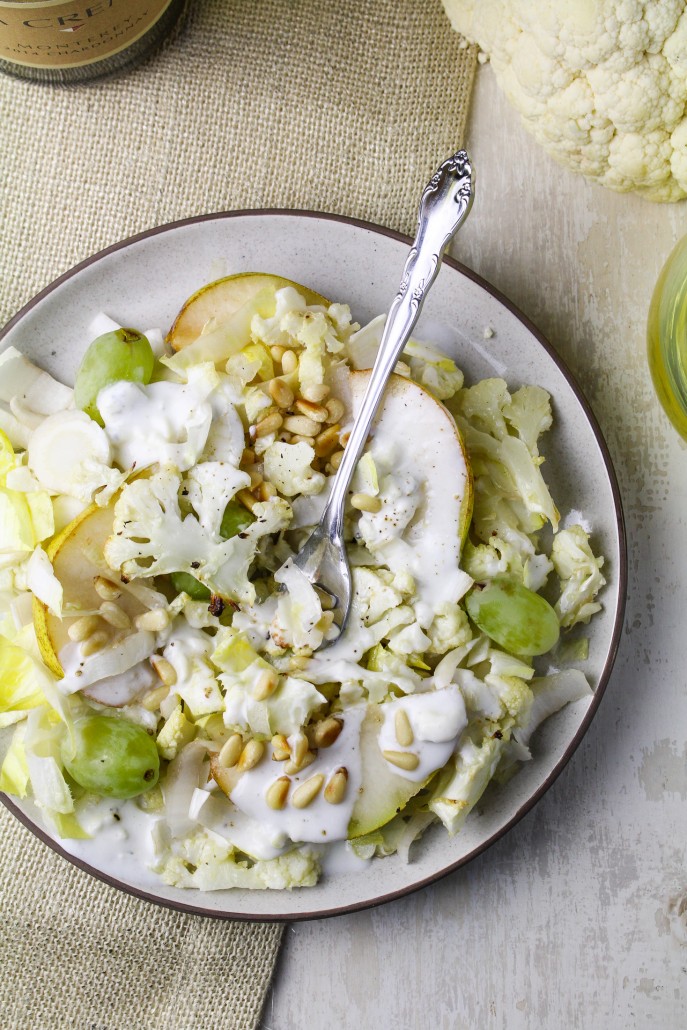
[442,0,687,201]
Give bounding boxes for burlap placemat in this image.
[0,3,476,1028]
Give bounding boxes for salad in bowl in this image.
[0,272,607,892]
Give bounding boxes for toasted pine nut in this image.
[218,733,244,769]
[253,668,278,701]
[238,739,265,771]
[289,434,313,446]
[284,750,316,775]
[329,449,344,471]
[271,734,290,761]
[151,655,177,687]
[292,773,325,809]
[270,345,286,363]
[255,411,283,438]
[135,608,170,633]
[339,430,351,447]
[98,601,131,630]
[281,349,298,374]
[256,481,277,502]
[324,767,348,804]
[318,610,335,631]
[351,492,382,513]
[94,576,121,601]
[314,424,340,457]
[383,749,420,771]
[395,709,414,747]
[310,716,343,749]
[325,398,345,424]
[68,615,102,642]
[80,630,110,657]
[245,464,263,489]
[294,398,328,423]
[268,378,295,408]
[282,415,319,437]
[240,447,256,466]
[237,488,259,513]
[265,776,290,810]
[290,731,308,767]
[301,384,330,403]
[289,655,310,671]
[141,684,170,711]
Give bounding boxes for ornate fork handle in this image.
[324,150,474,531]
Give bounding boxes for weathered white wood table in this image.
[263,66,687,1030]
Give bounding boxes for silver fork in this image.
[289,150,474,644]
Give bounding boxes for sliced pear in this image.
[209,708,426,842]
[33,504,147,684]
[167,272,330,352]
[348,705,427,838]
[345,369,473,545]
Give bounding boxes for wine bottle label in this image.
[0,0,175,69]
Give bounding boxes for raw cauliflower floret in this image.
[157,830,320,890]
[551,524,606,628]
[262,441,325,497]
[442,0,687,202]
[504,386,553,458]
[425,602,473,654]
[103,465,291,604]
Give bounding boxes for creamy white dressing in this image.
[58,796,163,890]
[377,685,468,783]
[162,621,224,717]
[230,705,366,844]
[189,788,289,860]
[202,379,245,465]
[82,660,156,707]
[98,379,213,472]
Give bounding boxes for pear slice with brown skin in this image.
[167,272,330,352]
[33,505,147,691]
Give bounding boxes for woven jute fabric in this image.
[0,2,476,1028]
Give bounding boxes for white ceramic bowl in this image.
[0,211,626,920]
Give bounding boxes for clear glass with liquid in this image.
[647,233,687,440]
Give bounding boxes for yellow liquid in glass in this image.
[648,234,687,440]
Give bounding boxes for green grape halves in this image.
[74,328,154,425]
[465,576,560,657]
[62,715,160,799]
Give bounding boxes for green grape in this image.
[465,576,560,657]
[170,570,211,600]
[74,328,155,425]
[220,498,255,539]
[62,715,160,799]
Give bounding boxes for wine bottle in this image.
[0,0,186,83]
